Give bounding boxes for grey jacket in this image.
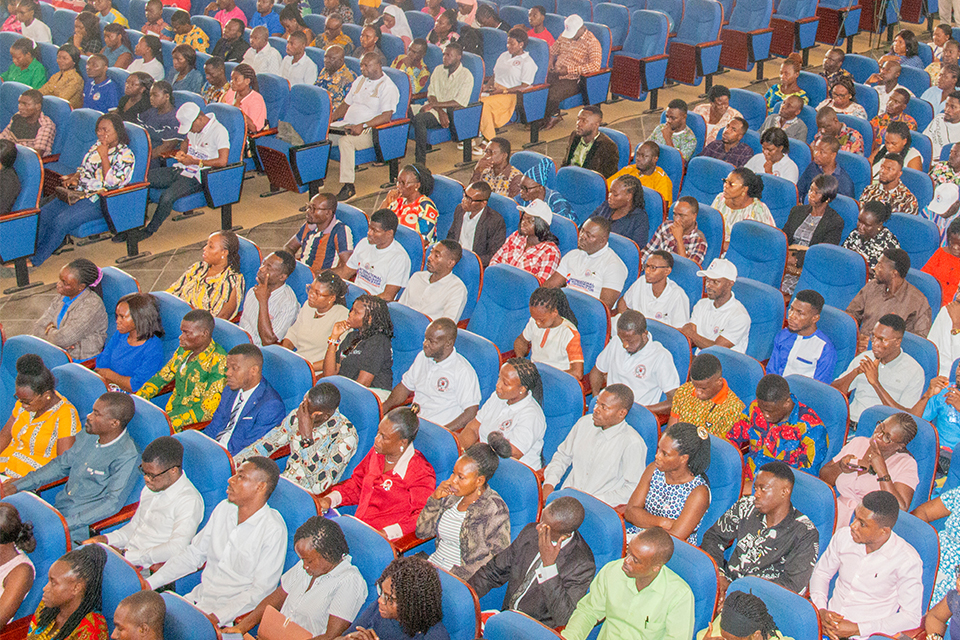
[33,288,107,360]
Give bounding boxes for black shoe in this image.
[337,184,356,201]
[126,228,153,243]
[111,231,128,244]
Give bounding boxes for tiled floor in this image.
[0,29,895,336]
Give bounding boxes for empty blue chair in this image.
[794,244,867,310]
[907,97,934,135]
[647,319,692,387]
[98,267,139,338]
[488,457,543,541]
[666,539,718,633]
[53,8,79,46]
[388,302,430,388]
[901,331,938,391]
[558,0,591,18]
[818,304,858,378]
[608,233,640,297]
[172,430,232,530]
[910,130,933,172]
[887,212,940,267]
[791,469,837,558]
[798,70,828,108]
[499,5,529,26]
[192,15,222,48]
[431,175,464,241]
[665,0,724,87]
[670,254,704,313]
[336,202,368,241]
[700,346,764,406]
[837,150,872,199]
[468,264,540,353]
[732,277,786,362]
[44,107,100,188]
[730,88,768,131]
[900,168,935,214]
[262,345,315,414]
[899,65,932,98]
[719,0,774,73]
[162,593,218,640]
[564,288,608,375]
[769,0,819,62]
[406,10,435,38]
[727,577,821,640]
[906,268,941,317]
[516,38,551,145]
[480,26,508,78]
[395,225,426,275]
[643,186,666,234]
[287,261,313,306]
[837,113,874,157]
[52,363,107,422]
[0,144,44,292]
[610,10,670,108]
[557,166,607,225]
[547,488,624,570]
[759,173,800,229]
[785,374,849,464]
[100,545,148,635]
[268,477,320,571]
[326,376,381,479]
[656,145,683,203]
[594,3,629,51]
[842,53,879,83]
[538,363,587,464]
[414,418,459,488]
[854,82,879,120]
[437,569,481,640]
[680,157,732,204]
[335,515,396,610]
[725,220,788,288]
[456,329,499,403]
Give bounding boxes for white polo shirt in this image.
[340,73,400,126]
[594,337,680,406]
[621,278,691,328]
[401,348,481,425]
[690,293,751,354]
[243,45,282,75]
[492,50,537,88]
[398,271,468,321]
[346,238,411,296]
[476,393,546,469]
[843,350,925,422]
[279,54,318,86]
[556,245,628,301]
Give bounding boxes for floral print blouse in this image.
[389,193,439,244]
[77,143,135,202]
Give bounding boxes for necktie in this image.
[508,555,543,610]
[219,390,244,441]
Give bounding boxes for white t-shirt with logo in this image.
[398,271,468,321]
[401,349,481,425]
[689,293,751,353]
[621,278,691,328]
[346,238,411,296]
[476,393,546,469]
[595,337,680,405]
[556,245,628,301]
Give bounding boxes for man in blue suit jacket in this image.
[204,344,286,455]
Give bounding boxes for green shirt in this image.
[2,59,47,89]
[564,562,695,640]
[571,137,595,167]
[136,341,227,431]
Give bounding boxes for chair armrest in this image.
[745,27,775,35]
[89,502,139,534]
[158,381,175,396]
[392,532,435,554]
[200,162,246,209]
[269,444,291,460]
[373,117,411,131]
[181,420,211,432]
[516,82,550,94]
[101,181,150,198]
[249,127,279,140]
[42,154,59,164]
[37,476,68,493]
[0,207,40,222]
[580,67,611,79]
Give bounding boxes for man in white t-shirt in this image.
[278,31,318,86]
[331,52,401,201]
[924,90,960,157]
[383,318,482,431]
[590,310,680,413]
[239,251,301,346]
[546,216,627,310]
[337,208,411,300]
[681,258,751,354]
[18,1,51,43]
[617,250,691,329]
[242,26,282,75]
[399,239,468,321]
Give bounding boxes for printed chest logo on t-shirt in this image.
[635,364,647,379]
[497,418,513,432]
[381,478,393,491]
[655,311,666,320]
[357,262,383,286]
[436,376,450,392]
[567,272,596,293]
[712,325,722,336]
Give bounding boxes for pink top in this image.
[832,437,919,526]
[214,6,248,27]
[221,89,267,131]
[0,551,33,599]
[809,526,922,638]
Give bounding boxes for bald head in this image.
[635,525,674,566]
[114,591,165,640]
[543,496,585,536]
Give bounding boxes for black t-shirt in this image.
[337,331,394,391]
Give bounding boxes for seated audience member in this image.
[127,34,164,81]
[318,15,353,54]
[101,23,133,68]
[27,545,108,640]
[316,44,357,112]
[210,18,249,63]
[489,201,562,284]
[170,10,208,51]
[147,458,286,626]
[83,54,120,111]
[329,54,400,201]
[515,287,584,379]
[282,271,350,370]
[591,311,680,413]
[391,38,429,95]
[356,25,388,66]
[543,385,648,505]
[88,436,203,567]
[821,414,919,523]
[765,54,808,111]
[285,193,354,274]
[385,164,440,244]
[873,87,918,148]
[915,485,960,603]
[607,141,674,207]
[862,153,920,216]
[542,15,601,131]
[167,231,245,319]
[112,591,165,640]
[928,290,960,377]
[527,5,554,46]
[619,251,692,328]
[116,72,153,123]
[16,1,49,43]
[280,31,318,86]
[561,106,618,178]
[761,94,809,142]
[693,85,744,142]
[95,0,128,26]
[926,25,953,71]
[242,26,282,75]
[346,557,449,639]
[782,174,845,295]
[515,158,574,221]
[746,127,799,183]
[416,443,510,579]
[728,374,829,475]
[475,4,507,31]
[238,251,300,346]
[923,61,959,115]
[205,0,247,27]
[926,91,960,158]
[411,41,473,167]
[644,197,708,267]
[0,354,79,479]
[38,44,83,108]
[681,258,751,354]
[809,490,923,637]
[222,517,366,639]
[136,310,227,431]
[670,353,746,437]
[924,589,960,640]
[458,358,547,469]
[470,137,524,198]
[922,217,960,306]
[238,381,358,494]
[1,38,44,87]
[813,106,864,155]
[445,181,506,267]
[3,392,138,540]
[700,116,753,168]
[74,12,103,56]
[623,422,711,543]
[2,0,21,34]
[133,102,230,241]
[323,294,395,399]
[818,75,869,119]
[871,121,923,175]
[711,168,775,247]
[648,99,697,162]
[200,56,231,104]
[203,344,285,456]
[591,175,649,248]
[165,44,205,94]
[384,318,481,431]
[141,0,170,40]
[546,217,628,309]
[847,248,932,337]
[137,81,183,169]
[696,591,784,640]
[768,290,837,383]
[32,259,108,360]
[929,150,960,240]
[95,293,164,393]
[843,200,902,275]
[704,461,818,595]
[891,29,924,68]
[915,375,960,455]
[867,58,913,113]
[797,137,856,200]
[0,503,35,629]
[563,527,694,640]
[337,209,411,300]
[478,28,536,147]
[320,408,436,541]
[222,64,267,134]
[0,89,55,157]
[469,497,594,629]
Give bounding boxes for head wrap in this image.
[523,156,555,189]
[457,0,477,27]
[383,5,412,43]
[359,0,381,9]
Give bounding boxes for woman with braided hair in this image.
[223,516,367,638]
[33,259,108,361]
[343,556,448,640]
[324,294,395,400]
[698,590,782,640]
[27,544,108,640]
[222,63,267,134]
[458,357,547,469]
[514,287,584,379]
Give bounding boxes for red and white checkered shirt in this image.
[490,231,561,284]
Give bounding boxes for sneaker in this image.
[337,184,356,201]
[472,139,485,156]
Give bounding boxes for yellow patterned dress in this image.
[0,394,80,478]
[136,341,228,431]
[166,262,245,318]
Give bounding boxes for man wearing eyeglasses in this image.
[446,181,506,267]
[86,436,204,569]
[284,192,355,275]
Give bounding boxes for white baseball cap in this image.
[176,102,202,135]
[929,182,960,216]
[697,258,738,281]
[561,14,584,39]
[518,199,554,225]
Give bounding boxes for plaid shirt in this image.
[549,29,602,80]
[316,63,356,111]
[643,220,708,266]
[649,124,697,161]
[143,18,170,40]
[814,123,864,155]
[870,112,917,148]
[860,180,919,215]
[174,26,209,53]
[490,230,561,283]
[0,113,55,157]
[700,139,753,167]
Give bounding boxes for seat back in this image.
[669,254,704,313]
[837,113,874,157]
[381,66,412,121]
[674,0,722,48]
[99,268,140,338]
[901,331,938,391]
[853,82,879,120]
[793,244,866,309]
[267,477,320,571]
[620,9,669,58]
[699,435,744,543]
[550,215,578,254]
[262,345,315,414]
[725,220,787,288]
[665,539,718,634]
[395,226,425,275]
[468,264,540,352]
[791,469,837,560]
[53,8,79,46]
[51,363,107,423]
[546,488,623,570]
[607,233,640,297]
[174,430,233,530]
[842,53,879,83]
[436,568,481,640]
[388,302,430,388]
[909,129,933,172]
[556,166,607,225]
[887,210,939,267]
[647,319,691,389]
[2,337,70,402]
[599,127,630,171]
[797,70,827,108]
[510,151,556,189]
[212,317,252,352]
[727,577,821,640]
[326,376,382,479]
[679,157,732,204]
[818,304,858,378]
[100,545,148,635]
[336,202,368,241]
[406,10,436,38]
[192,14,222,48]
[287,261,313,306]
[727,0,773,32]
[431,174,464,241]
[907,98,934,136]
[891,510,939,613]
[161,593,218,640]
[564,288,609,374]
[335,514,396,609]
[899,65,932,97]
[700,345,763,406]
[899,167,934,214]
[537,362,587,463]
[0,81,27,132]
[487,457,543,541]
[832,193,859,241]
[648,0,683,32]
[731,277,786,362]
[759,173,799,229]
[415,417,459,485]
[42,96,71,158]
[257,73,290,128]
[836,150,872,197]
[729,88,768,131]
[479,26,507,76]
[485,611,563,640]
[10,143,42,218]
[59,108,103,173]
[455,329,499,404]
[785,374,849,466]
[905,268,941,319]
[151,291,191,362]
[857,405,937,511]
[595,3,630,49]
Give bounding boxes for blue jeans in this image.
[34,197,102,265]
